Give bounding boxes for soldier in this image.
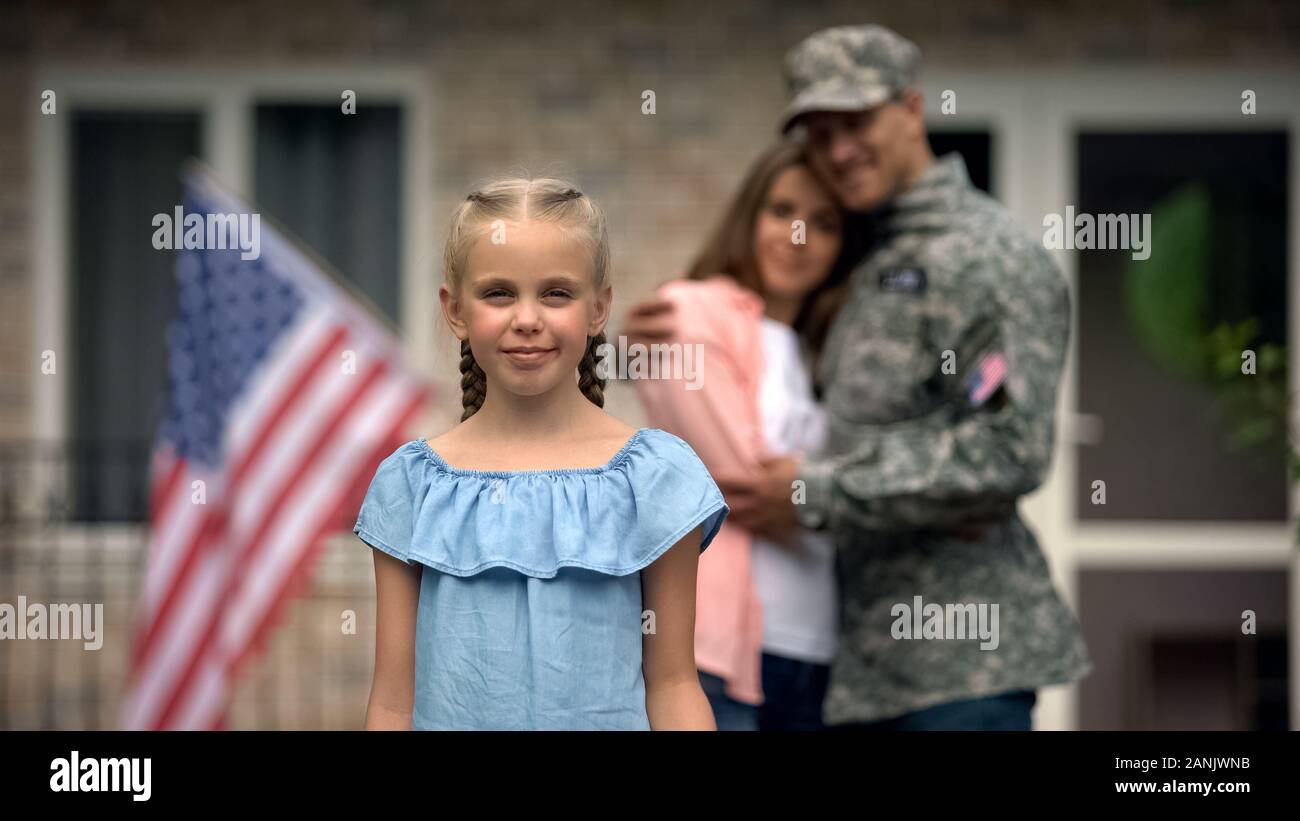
[621,24,1091,729]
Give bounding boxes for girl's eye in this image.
[480,288,573,300]
[769,202,794,218]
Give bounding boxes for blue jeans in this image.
[831,689,1037,731]
[700,652,830,731]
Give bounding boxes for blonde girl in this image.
[354,176,728,730]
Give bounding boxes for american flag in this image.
[120,166,433,730]
[965,351,1008,408]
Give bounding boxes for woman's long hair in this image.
[685,140,871,388]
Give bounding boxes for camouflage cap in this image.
[778,24,921,135]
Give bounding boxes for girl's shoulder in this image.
[352,427,728,578]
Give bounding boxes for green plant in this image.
[1124,183,1295,540]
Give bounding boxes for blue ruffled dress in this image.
[353,427,728,730]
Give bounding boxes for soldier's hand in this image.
[716,456,800,538]
[616,295,677,347]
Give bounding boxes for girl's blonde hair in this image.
[443,176,611,421]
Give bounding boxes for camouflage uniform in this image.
[783,26,1092,724]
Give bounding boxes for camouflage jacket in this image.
[796,153,1092,724]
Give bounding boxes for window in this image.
[49,77,416,523]
[1074,131,1289,521]
[70,111,201,522]
[254,104,403,323]
[929,130,993,195]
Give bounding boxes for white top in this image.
[750,317,839,664]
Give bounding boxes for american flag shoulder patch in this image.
[965,351,1008,408]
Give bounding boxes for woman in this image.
[631,140,868,730]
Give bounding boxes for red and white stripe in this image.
[120,310,431,730]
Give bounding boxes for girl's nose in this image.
[511,300,542,329]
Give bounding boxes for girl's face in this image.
[442,220,611,400]
[752,164,844,303]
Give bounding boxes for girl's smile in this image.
[501,346,557,367]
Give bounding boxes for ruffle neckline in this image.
[355,427,729,579]
[416,428,651,477]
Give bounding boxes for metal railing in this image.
[0,440,377,730]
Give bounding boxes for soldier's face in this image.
[800,96,923,213]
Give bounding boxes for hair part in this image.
[443,175,611,421]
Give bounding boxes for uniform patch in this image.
[965,351,1007,407]
[878,266,927,294]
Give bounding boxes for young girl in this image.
[354,176,728,730]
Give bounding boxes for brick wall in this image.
[5,0,1299,436]
[2,0,1297,728]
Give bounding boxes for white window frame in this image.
[29,63,434,551]
[921,67,1299,729]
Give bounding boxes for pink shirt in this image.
[633,275,768,705]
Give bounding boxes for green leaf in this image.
[1124,183,1212,380]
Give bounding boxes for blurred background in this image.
[0,0,1297,730]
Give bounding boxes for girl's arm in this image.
[641,524,716,730]
[365,551,422,730]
